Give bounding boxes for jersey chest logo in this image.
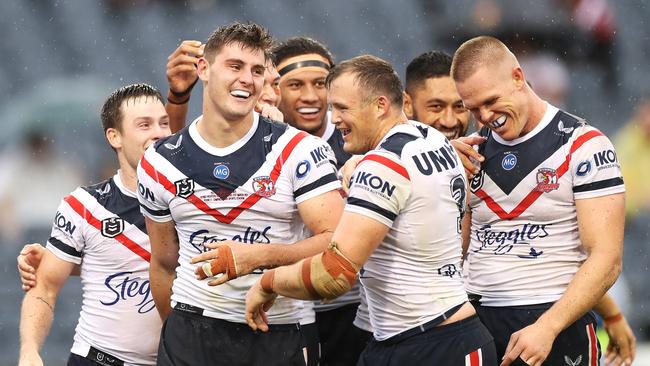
[101,217,125,238]
[252,176,276,197]
[175,178,195,198]
[534,168,559,192]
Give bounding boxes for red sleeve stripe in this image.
[140,132,309,225]
[360,154,410,180]
[63,195,151,262]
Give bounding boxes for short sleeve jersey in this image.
[345,122,469,341]
[46,172,160,365]
[465,104,625,306]
[137,114,341,324]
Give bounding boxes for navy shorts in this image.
[357,315,496,366]
[316,303,372,366]
[473,301,601,365]
[157,304,306,366]
[301,322,319,366]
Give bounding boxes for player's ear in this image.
[375,95,391,118]
[512,67,525,90]
[106,128,122,150]
[197,57,210,82]
[403,91,414,119]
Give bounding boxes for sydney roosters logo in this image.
[535,168,559,193]
[252,176,275,197]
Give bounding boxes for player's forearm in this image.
[593,292,621,318]
[268,260,323,301]
[257,230,333,269]
[149,262,175,320]
[19,290,56,355]
[166,92,190,133]
[536,251,621,336]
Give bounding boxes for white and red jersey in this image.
[346,122,469,341]
[46,172,160,365]
[465,104,625,306]
[137,114,341,324]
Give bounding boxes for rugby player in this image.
[271,36,371,365]
[245,55,497,365]
[137,22,344,365]
[404,50,470,140]
[452,36,625,366]
[164,39,283,130]
[18,84,171,366]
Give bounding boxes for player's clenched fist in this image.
[166,40,203,96]
[191,240,263,286]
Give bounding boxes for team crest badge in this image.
[470,170,484,193]
[535,168,559,192]
[101,217,125,238]
[252,176,276,197]
[174,178,195,198]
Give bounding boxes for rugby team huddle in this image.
[17,21,636,366]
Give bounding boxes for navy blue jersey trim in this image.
[573,177,624,193]
[347,197,396,222]
[294,173,338,199]
[380,133,418,156]
[48,237,82,258]
[139,203,171,217]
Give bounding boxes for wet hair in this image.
[405,51,453,93]
[100,83,163,133]
[326,55,403,107]
[451,36,510,82]
[204,22,273,62]
[271,37,334,66]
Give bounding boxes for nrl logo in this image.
[101,217,125,238]
[174,178,195,198]
[470,170,484,193]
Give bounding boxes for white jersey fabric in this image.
[465,104,625,306]
[345,121,468,341]
[46,172,160,366]
[137,114,341,324]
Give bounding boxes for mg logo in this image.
[502,153,517,170]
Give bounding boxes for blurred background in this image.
[1,0,648,364]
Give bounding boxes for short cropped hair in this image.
[326,55,403,107]
[451,36,510,82]
[271,37,334,66]
[100,83,163,133]
[204,22,273,63]
[405,51,453,93]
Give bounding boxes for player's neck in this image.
[117,161,138,193]
[371,112,408,149]
[198,109,254,148]
[521,95,548,136]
